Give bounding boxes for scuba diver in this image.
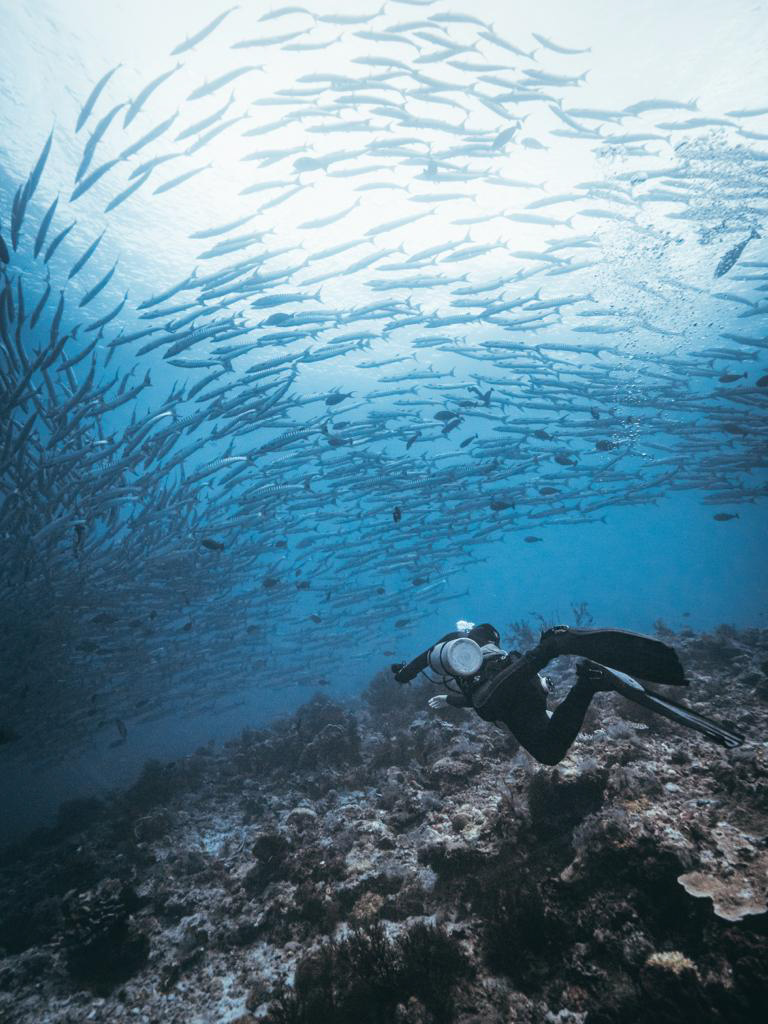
[391,622,744,765]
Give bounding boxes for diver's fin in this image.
[471,627,687,721]
[612,679,744,749]
[547,628,687,686]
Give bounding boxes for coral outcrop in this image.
[1,629,767,1023]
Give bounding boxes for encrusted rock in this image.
[61,880,149,993]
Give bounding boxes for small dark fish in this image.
[119,111,178,160]
[105,172,150,212]
[22,127,54,210]
[721,422,748,436]
[263,576,280,588]
[177,93,235,141]
[124,63,182,128]
[405,431,421,449]
[434,409,459,422]
[10,184,23,250]
[79,260,118,307]
[490,499,514,511]
[182,621,193,632]
[718,372,747,383]
[590,407,601,420]
[76,103,125,182]
[83,291,126,333]
[33,195,58,259]
[189,210,253,238]
[246,624,260,634]
[201,537,225,551]
[595,439,618,451]
[70,157,121,202]
[460,434,477,448]
[309,614,322,623]
[76,64,122,132]
[713,513,739,521]
[10,129,54,249]
[44,220,76,264]
[412,577,429,586]
[171,6,239,55]
[153,163,211,195]
[757,374,768,387]
[0,226,9,265]
[468,385,493,406]
[326,433,351,448]
[532,32,590,55]
[714,228,760,278]
[325,391,352,406]
[395,618,411,628]
[533,429,554,441]
[187,65,260,101]
[69,231,106,280]
[539,486,559,495]
[392,506,402,523]
[131,152,179,182]
[186,114,245,156]
[296,580,310,590]
[524,536,543,543]
[316,678,330,686]
[29,278,51,330]
[555,453,577,466]
[91,612,118,625]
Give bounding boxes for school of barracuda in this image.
[1,1,766,768]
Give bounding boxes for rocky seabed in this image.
[1,626,767,1023]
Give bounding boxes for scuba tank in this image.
[427,638,550,697]
[428,637,484,678]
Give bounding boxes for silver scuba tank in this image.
[428,636,484,678]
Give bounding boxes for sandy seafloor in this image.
[1,624,767,1024]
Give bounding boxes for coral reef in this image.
[0,627,767,1023]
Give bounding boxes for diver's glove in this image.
[391,662,407,683]
[428,695,450,710]
[575,659,616,693]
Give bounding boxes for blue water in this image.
[0,0,766,842]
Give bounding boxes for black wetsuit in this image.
[394,625,597,766]
[460,667,596,766]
